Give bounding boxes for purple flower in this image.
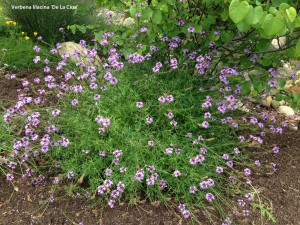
[67,171,74,179]
[189,186,198,194]
[229,176,236,182]
[272,146,280,154]
[182,210,190,218]
[268,80,277,87]
[173,170,181,177]
[6,173,14,181]
[59,137,69,147]
[150,46,158,52]
[108,199,116,208]
[202,121,209,128]
[165,95,174,102]
[135,13,141,18]
[178,19,185,26]
[111,190,119,198]
[158,96,166,103]
[187,26,195,33]
[98,128,105,134]
[244,168,252,176]
[105,168,113,177]
[178,203,186,212]
[205,193,215,202]
[216,166,223,174]
[226,161,233,168]
[148,140,154,147]
[166,112,174,119]
[120,167,127,173]
[44,66,51,73]
[165,147,173,155]
[147,166,155,173]
[140,27,148,33]
[204,112,211,119]
[71,99,78,106]
[146,117,153,124]
[94,94,101,101]
[134,169,145,181]
[245,193,253,201]
[234,148,240,154]
[160,179,167,188]
[170,120,177,126]
[136,102,144,108]
[104,179,113,188]
[52,109,60,117]
[33,56,40,63]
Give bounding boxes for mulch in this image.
[0,69,299,225]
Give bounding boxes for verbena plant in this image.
[0,32,286,224]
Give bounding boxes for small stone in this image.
[277,106,295,117]
[278,100,286,106]
[262,96,272,108]
[271,100,280,109]
[58,42,102,67]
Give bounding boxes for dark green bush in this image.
[0,0,97,42]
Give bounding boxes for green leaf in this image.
[256,39,270,51]
[221,10,229,21]
[295,39,300,57]
[160,4,168,12]
[229,0,250,24]
[202,19,211,30]
[286,7,297,22]
[141,8,153,20]
[278,78,286,88]
[77,25,86,34]
[236,21,251,32]
[207,15,216,24]
[295,18,300,28]
[194,25,202,33]
[166,0,175,4]
[269,7,278,15]
[244,5,264,25]
[129,5,137,17]
[151,0,158,6]
[221,31,234,43]
[279,3,290,12]
[262,14,285,36]
[152,10,162,24]
[68,25,77,34]
[94,31,103,42]
[241,81,252,96]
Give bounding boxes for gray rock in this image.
[271,36,286,49]
[58,42,101,68]
[277,105,295,117]
[271,100,280,109]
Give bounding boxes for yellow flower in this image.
[5,21,11,25]
[13,22,17,26]
[33,32,38,36]
[25,36,30,41]
[21,32,25,35]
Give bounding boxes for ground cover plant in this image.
[0,0,300,224]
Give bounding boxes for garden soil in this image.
[0,70,300,225]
